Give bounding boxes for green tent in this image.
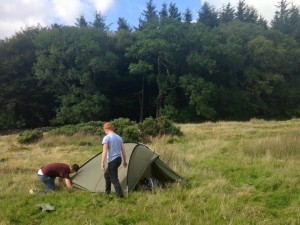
[71,142,182,193]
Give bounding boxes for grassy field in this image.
[0,119,299,225]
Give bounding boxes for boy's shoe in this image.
[29,189,36,194]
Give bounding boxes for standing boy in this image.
[101,122,127,197]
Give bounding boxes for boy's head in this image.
[103,122,114,131]
[71,164,79,173]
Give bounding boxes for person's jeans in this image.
[104,157,124,197]
[36,175,56,193]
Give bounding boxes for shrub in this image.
[156,116,182,136]
[138,117,158,137]
[122,126,141,142]
[139,116,182,138]
[48,125,77,136]
[111,118,140,142]
[49,121,103,136]
[76,121,103,135]
[45,117,181,143]
[111,118,135,134]
[17,130,43,144]
[161,105,179,121]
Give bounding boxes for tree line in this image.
[0,0,300,130]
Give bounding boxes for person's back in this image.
[103,132,123,163]
[41,163,71,179]
[101,122,127,197]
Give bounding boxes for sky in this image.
[1,0,300,40]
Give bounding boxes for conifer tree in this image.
[75,14,88,27]
[159,2,168,18]
[138,0,158,29]
[183,8,193,24]
[219,3,235,24]
[198,1,218,28]
[169,2,181,21]
[91,11,108,31]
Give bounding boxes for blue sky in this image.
[1,0,298,40]
[103,0,202,29]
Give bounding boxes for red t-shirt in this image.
[41,163,71,179]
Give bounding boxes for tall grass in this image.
[0,119,299,224]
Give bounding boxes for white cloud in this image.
[90,0,115,12]
[51,0,84,25]
[0,0,50,39]
[0,0,115,39]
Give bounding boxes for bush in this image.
[49,121,103,136]
[45,117,181,143]
[112,118,140,142]
[17,130,43,144]
[48,125,77,136]
[122,126,141,142]
[156,116,183,136]
[76,121,103,135]
[138,117,158,137]
[139,116,182,138]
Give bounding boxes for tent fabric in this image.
[71,142,182,193]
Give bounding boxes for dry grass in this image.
[0,119,300,225]
[242,135,300,159]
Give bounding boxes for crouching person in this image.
[30,163,79,194]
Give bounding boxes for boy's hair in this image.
[71,164,80,172]
[103,122,114,131]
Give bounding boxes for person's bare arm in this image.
[121,143,127,168]
[101,144,108,173]
[64,178,72,189]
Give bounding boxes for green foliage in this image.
[138,117,159,136]
[91,11,108,31]
[155,116,182,136]
[34,27,115,124]
[17,130,43,144]
[139,116,182,138]
[122,126,142,143]
[47,117,182,143]
[112,118,141,142]
[49,125,78,136]
[51,89,108,125]
[197,1,219,28]
[160,105,179,121]
[180,75,217,120]
[271,0,300,37]
[128,60,153,75]
[76,121,103,135]
[0,26,54,130]
[1,1,300,130]
[0,106,25,130]
[49,121,103,136]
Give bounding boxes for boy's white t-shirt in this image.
[102,132,123,163]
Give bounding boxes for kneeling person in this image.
[30,162,79,194]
